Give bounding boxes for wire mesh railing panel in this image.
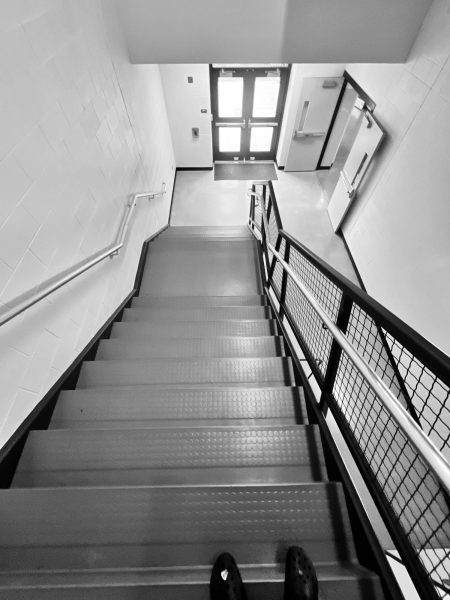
[249,181,450,599]
[346,304,407,406]
[288,244,343,321]
[383,333,450,460]
[333,352,450,597]
[254,203,262,232]
[284,276,334,379]
[271,238,285,297]
[266,196,280,247]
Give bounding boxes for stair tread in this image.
[51,386,306,428]
[14,425,323,465]
[133,295,268,306]
[13,425,326,487]
[164,226,252,236]
[111,320,276,338]
[96,336,285,359]
[0,483,357,568]
[140,241,261,296]
[122,306,271,322]
[77,357,295,388]
[0,561,381,587]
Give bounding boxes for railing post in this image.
[260,186,271,279]
[249,184,256,225]
[319,293,353,413]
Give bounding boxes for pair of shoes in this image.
[210,546,318,600]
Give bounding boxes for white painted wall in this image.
[0,0,175,449]
[277,64,345,167]
[116,0,431,64]
[160,65,213,168]
[342,0,450,355]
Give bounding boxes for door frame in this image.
[317,70,376,170]
[209,65,290,162]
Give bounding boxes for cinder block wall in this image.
[0,0,175,448]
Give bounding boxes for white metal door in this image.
[328,110,384,231]
[285,77,343,171]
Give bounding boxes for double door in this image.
[211,67,288,162]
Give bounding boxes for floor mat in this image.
[214,163,278,181]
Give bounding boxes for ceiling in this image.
[115,0,432,64]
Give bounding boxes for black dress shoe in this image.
[210,552,247,600]
[284,546,319,600]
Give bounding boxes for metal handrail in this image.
[247,189,450,497]
[0,184,166,327]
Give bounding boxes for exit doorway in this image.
[210,66,289,162]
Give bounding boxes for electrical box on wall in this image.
[187,76,194,83]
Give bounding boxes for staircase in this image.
[0,226,385,598]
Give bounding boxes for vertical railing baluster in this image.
[319,293,353,413]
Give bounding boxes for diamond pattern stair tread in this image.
[77,357,295,388]
[111,320,276,338]
[96,336,285,360]
[0,484,357,569]
[122,305,271,322]
[51,386,306,428]
[133,295,268,307]
[13,425,326,487]
[0,563,385,600]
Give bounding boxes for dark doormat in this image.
[214,163,278,181]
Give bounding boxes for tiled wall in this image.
[343,0,450,355]
[0,0,175,448]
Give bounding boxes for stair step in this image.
[122,305,271,322]
[140,241,261,296]
[96,336,285,360]
[164,226,252,238]
[13,425,326,487]
[0,484,357,569]
[0,563,385,600]
[51,387,306,429]
[133,295,268,307]
[111,319,276,339]
[77,357,295,388]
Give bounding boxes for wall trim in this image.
[176,167,213,171]
[168,170,178,224]
[0,224,168,488]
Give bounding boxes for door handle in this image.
[340,170,356,198]
[215,121,246,128]
[248,121,279,128]
[293,130,326,139]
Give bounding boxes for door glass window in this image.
[218,77,244,117]
[252,76,280,118]
[219,127,241,152]
[250,127,274,152]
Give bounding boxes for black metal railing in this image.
[248,181,450,600]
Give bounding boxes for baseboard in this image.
[0,224,168,488]
[168,170,178,225]
[176,167,213,171]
